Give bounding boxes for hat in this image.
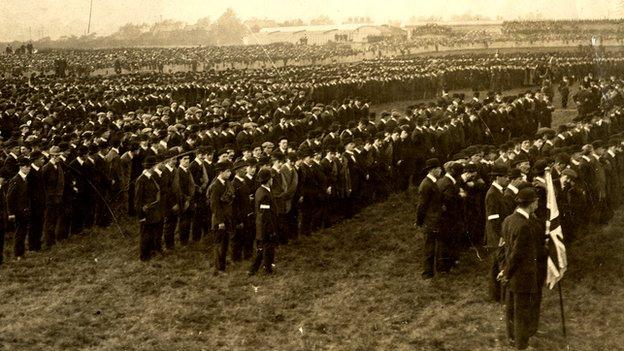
[233,160,248,171]
[424,158,441,171]
[463,163,478,173]
[257,168,272,184]
[561,168,578,179]
[17,156,30,167]
[532,159,548,175]
[490,164,509,177]
[507,168,522,179]
[30,150,43,160]
[515,187,538,204]
[143,155,157,168]
[216,161,232,172]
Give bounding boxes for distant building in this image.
[243,24,406,45]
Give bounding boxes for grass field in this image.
[1,195,623,350]
[1,89,623,351]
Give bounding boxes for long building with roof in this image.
[243,24,406,45]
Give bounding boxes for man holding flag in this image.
[500,167,568,349]
[500,186,544,349]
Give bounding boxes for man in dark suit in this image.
[416,158,443,279]
[27,151,45,252]
[176,154,195,247]
[232,160,253,262]
[160,151,181,251]
[208,160,234,275]
[437,161,465,272]
[8,158,30,259]
[42,146,64,248]
[484,164,510,302]
[68,146,90,235]
[0,170,10,265]
[500,187,543,350]
[248,168,278,276]
[189,148,209,244]
[134,156,162,261]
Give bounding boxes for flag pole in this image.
[558,280,567,338]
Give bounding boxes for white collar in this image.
[31,164,40,171]
[507,184,519,194]
[426,174,437,183]
[19,171,28,180]
[261,184,270,192]
[516,208,530,219]
[165,164,174,172]
[492,182,504,192]
[153,168,162,176]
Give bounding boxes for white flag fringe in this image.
[545,170,568,289]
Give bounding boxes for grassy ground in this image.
[1,91,621,351]
[1,196,623,350]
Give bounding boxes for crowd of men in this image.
[2,44,624,348]
[502,19,624,42]
[0,50,620,271]
[1,44,365,78]
[414,82,624,350]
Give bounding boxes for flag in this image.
[545,170,567,289]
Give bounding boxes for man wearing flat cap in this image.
[500,187,544,350]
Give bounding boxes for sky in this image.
[0,0,622,41]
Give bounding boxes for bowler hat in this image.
[257,168,272,184]
[515,187,538,204]
[490,163,509,177]
[424,158,441,171]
